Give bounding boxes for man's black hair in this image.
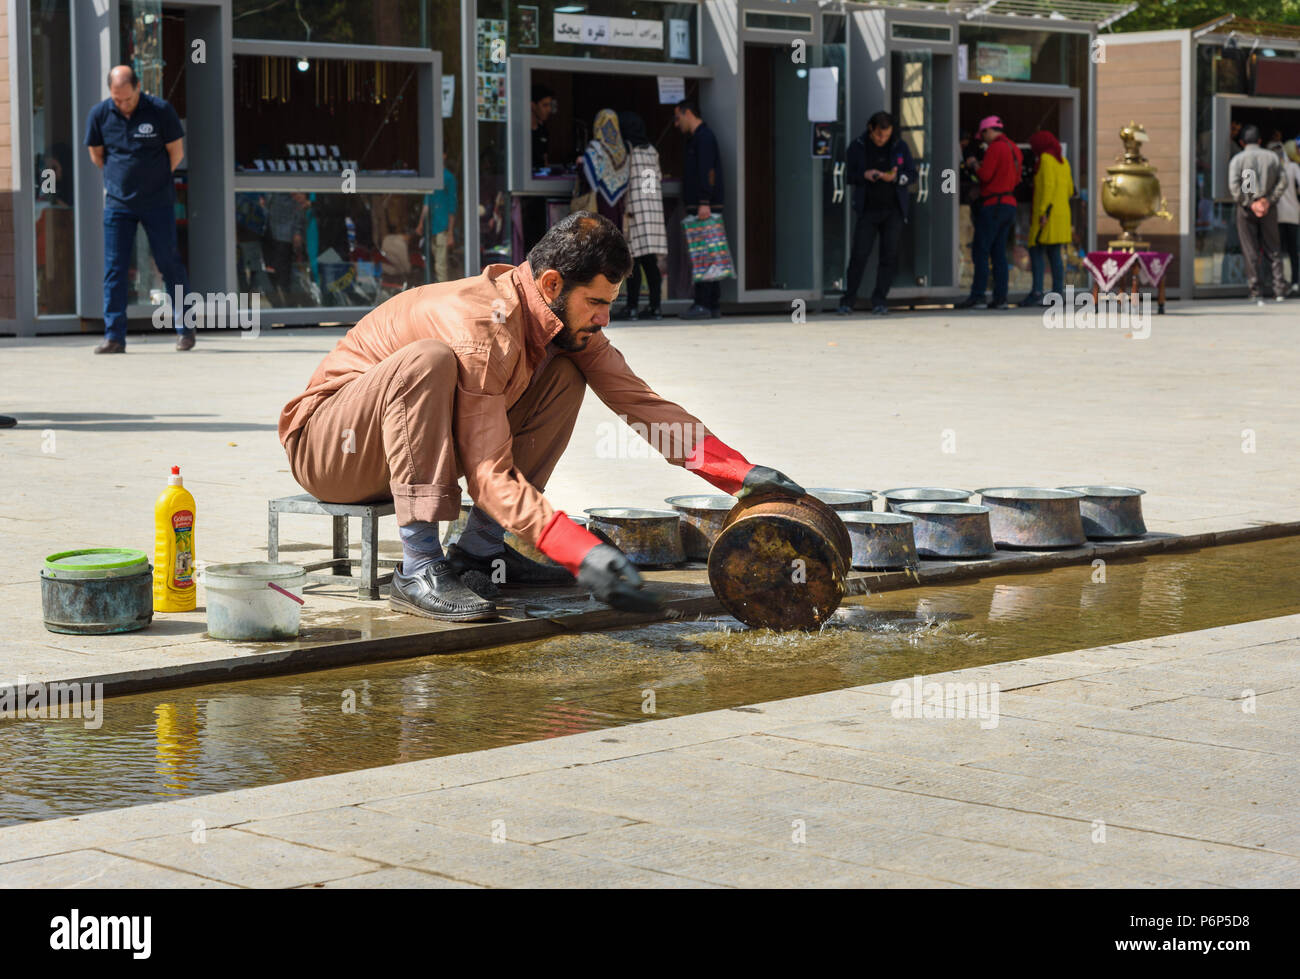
[528,212,633,290]
[531,83,555,104]
[108,66,140,88]
[868,111,895,131]
[1240,124,1261,145]
[676,98,701,120]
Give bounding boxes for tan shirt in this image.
[279,262,712,544]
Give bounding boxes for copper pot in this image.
[707,492,852,630]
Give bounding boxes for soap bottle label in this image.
[172,510,194,588]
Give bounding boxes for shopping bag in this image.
[681,214,736,282]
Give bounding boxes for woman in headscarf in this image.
[576,108,630,227]
[613,111,668,320]
[1022,129,1074,307]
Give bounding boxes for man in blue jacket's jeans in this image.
[85,65,193,353]
[838,111,917,316]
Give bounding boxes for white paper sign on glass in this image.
[806,66,838,123]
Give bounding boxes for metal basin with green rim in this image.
[41,548,152,634]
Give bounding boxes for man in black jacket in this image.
[675,99,726,319]
[838,112,917,316]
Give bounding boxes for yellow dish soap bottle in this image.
[154,465,197,612]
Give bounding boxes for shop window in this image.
[30,0,77,316]
[743,12,814,34]
[234,56,426,175]
[233,0,430,48]
[958,27,1087,87]
[891,23,952,43]
[235,191,456,309]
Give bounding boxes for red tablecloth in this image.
[1083,251,1173,292]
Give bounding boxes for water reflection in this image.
[2,537,1297,825]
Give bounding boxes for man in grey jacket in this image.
[1228,125,1288,305]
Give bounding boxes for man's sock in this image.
[399,521,444,576]
[456,506,506,558]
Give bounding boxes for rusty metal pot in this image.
[976,487,1086,549]
[807,488,877,512]
[664,494,736,561]
[1059,485,1147,539]
[707,492,852,630]
[896,502,995,559]
[583,508,685,567]
[838,510,918,570]
[880,487,974,513]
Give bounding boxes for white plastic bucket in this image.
[203,562,305,641]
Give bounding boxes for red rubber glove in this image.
[686,435,804,498]
[536,511,604,576]
[537,511,662,612]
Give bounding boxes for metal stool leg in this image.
[332,515,349,576]
[268,504,280,562]
[360,511,380,601]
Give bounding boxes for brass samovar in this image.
[1101,122,1172,251]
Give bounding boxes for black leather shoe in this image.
[952,296,982,310]
[679,304,713,320]
[94,340,126,354]
[646,308,664,320]
[389,560,497,621]
[446,542,575,589]
[176,332,196,351]
[612,305,639,321]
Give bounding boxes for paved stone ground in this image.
[1,300,1297,684]
[1,614,1295,888]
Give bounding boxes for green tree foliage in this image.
[1111,0,1300,32]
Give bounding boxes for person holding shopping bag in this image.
[1021,130,1074,308]
[614,111,667,320]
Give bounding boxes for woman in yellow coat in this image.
[1023,130,1074,306]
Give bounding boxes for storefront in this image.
[6,0,469,336]
[4,0,1125,336]
[1098,17,1300,298]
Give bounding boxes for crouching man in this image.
[278,213,803,621]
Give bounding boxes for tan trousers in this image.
[286,339,585,525]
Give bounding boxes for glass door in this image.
[892,48,933,288]
[741,40,845,299]
[818,21,850,298]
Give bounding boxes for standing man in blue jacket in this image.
[85,65,192,353]
[675,99,726,319]
[837,112,917,316]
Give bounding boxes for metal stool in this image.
[268,494,397,600]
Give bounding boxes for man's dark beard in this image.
[547,289,586,351]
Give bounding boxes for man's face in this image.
[110,79,141,116]
[869,125,893,148]
[539,270,621,351]
[980,127,998,145]
[674,108,694,134]
[533,97,556,122]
